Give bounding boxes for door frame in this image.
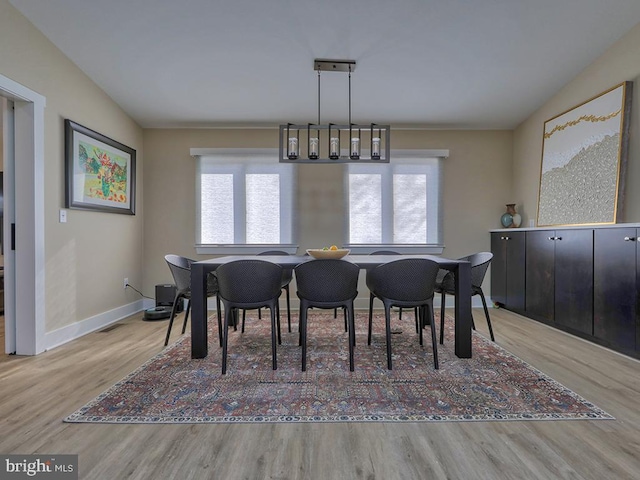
[0,73,46,355]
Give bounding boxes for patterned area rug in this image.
[65,311,612,424]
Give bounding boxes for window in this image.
[192,149,296,254]
[345,151,447,253]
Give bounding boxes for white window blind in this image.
[346,151,446,253]
[192,149,296,254]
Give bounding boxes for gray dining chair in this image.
[164,254,222,347]
[436,252,495,343]
[216,259,284,374]
[246,250,293,333]
[294,259,360,371]
[366,250,419,333]
[366,258,440,370]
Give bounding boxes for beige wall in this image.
[513,22,640,225]
[0,0,145,332]
[143,129,513,305]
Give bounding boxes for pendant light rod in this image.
[348,66,352,126]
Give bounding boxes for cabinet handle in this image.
[624,236,634,241]
[555,236,562,241]
[548,236,554,240]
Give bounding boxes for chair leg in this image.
[384,304,393,370]
[285,285,292,333]
[368,293,375,345]
[164,294,181,346]
[222,307,231,374]
[418,306,424,346]
[439,291,446,344]
[479,290,495,341]
[347,303,355,372]
[334,308,338,318]
[428,303,439,369]
[301,306,308,371]
[276,303,282,345]
[414,307,419,333]
[181,299,191,334]
[216,295,223,347]
[258,308,262,320]
[343,307,348,332]
[399,307,403,320]
[270,306,278,370]
[241,309,246,333]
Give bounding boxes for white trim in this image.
[0,74,46,355]
[191,148,279,158]
[44,300,147,351]
[390,149,449,159]
[346,245,445,255]
[195,244,299,255]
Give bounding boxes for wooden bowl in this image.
[306,248,350,259]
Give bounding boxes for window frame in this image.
[191,148,298,255]
[344,149,448,255]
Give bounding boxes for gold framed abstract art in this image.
[536,82,633,227]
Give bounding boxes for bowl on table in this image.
[306,248,350,260]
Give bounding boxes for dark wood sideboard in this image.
[491,225,640,359]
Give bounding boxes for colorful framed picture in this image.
[65,119,136,215]
[536,82,633,226]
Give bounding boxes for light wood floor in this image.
[1,308,639,480]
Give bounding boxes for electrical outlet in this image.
[124,278,129,290]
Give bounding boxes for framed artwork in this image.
[65,119,136,215]
[536,81,633,226]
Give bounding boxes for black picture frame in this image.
[65,119,136,215]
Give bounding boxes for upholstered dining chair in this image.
[294,259,360,372]
[435,252,495,344]
[247,250,293,333]
[216,259,284,374]
[366,250,419,333]
[164,254,222,347]
[366,258,440,370]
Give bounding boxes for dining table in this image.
[190,254,473,359]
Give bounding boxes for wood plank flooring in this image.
[1,308,639,480]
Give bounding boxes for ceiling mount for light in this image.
[279,59,390,163]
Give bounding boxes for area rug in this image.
[65,311,612,424]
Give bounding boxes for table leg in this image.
[191,263,208,358]
[454,261,472,358]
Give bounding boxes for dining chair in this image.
[435,252,495,343]
[247,250,293,333]
[366,250,419,333]
[216,259,284,374]
[366,258,440,370]
[294,259,360,371]
[164,254,222,347]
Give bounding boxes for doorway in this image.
[0,74,46,355]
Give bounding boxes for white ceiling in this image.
[9,0,640,129]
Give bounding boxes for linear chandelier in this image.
[279,59,390,163]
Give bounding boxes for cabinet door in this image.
[555,229,593,335]
[505,231,526,312]
[525,230,555,323]
[594,228,637,351]
[490,233,507,305]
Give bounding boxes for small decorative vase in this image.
[502,204,521,228]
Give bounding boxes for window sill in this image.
[344,244,445,255]
[195,244,299,255]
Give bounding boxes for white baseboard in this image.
[44,300,146,351]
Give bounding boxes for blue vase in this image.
[501,212,513,228]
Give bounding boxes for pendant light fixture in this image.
[279,59,390,163]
